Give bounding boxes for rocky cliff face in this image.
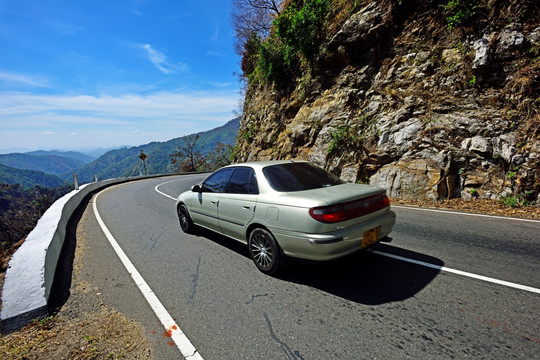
[236,0,539,203]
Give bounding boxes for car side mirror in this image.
[191,185,201,192]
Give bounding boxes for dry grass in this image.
[0,308,151,359]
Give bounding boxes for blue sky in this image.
[0,0,242,153]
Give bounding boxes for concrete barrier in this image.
[1,177,145,332]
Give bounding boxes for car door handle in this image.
[242,205,251,210]
[211,200,218,205]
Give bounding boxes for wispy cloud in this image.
[0,90,238,126]
[140,44,188,74]
[0,90,239,149]
[209,81,232,88]
[0,71,48,88]
[211,20,220,42]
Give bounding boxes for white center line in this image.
[154,178,539,295]
[154,179,179,200]
[155,175,204,201]
[93,190,203,360]
[373,250,540,294]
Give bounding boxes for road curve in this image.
[84,175,539,359]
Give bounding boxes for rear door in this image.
[218,167,259,241]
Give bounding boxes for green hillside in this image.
[0,163,66,188]
[0,153,86,175]
[67,117,240,184]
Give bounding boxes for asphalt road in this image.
[82,175,539,359]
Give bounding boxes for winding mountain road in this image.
[79,175,539,359]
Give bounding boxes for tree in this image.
[169,134,207,172]
[231,0,283,56]
[208,143,235,169]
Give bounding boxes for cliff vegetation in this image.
[235,0,540,204]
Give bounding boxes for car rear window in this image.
[263,162,344,192]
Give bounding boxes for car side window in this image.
[201,168,234,193]
[226,168,259,194]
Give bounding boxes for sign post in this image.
[139,150,148,176]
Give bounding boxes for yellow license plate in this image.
[362,227,379,247]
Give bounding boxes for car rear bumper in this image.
[271,210,396,261]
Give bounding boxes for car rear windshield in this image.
[263,162,344,192]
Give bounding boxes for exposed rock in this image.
[328,2,385,54]
[529,26,540,45]
[468,136,493,155]
[340,165,359,183]
[390,119,423,145]
[236,0,539,203]
[496,23,525,58]
[472,35,492,70]
[492,134,517,162]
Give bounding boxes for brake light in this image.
[309,205,347,223]
[309,193,390,223]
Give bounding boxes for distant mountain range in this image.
[0,152,92,176]
[0,117,240,187]
[25,150,96,164]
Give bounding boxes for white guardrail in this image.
[1,175,178,333]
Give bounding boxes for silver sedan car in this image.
[176,160,396,274]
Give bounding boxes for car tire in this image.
[178,204,195,233]
[248,228,282,275]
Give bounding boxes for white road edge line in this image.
[373,250,540,295]
[93,190,203,360]
[391,205,540,223]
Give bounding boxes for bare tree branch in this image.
[231,0,283,56]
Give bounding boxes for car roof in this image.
[225,160,307,171]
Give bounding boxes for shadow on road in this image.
[196,228,443,305]
[277,243,443,305]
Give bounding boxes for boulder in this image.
[497,23,524,58]
[472,34,493,70]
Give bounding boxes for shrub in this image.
[241,33,262,80]
[500,194,535,208]
[327,125,362,155]
[274,0,330,62]
[444,0,477,29]
[244,0,331,89]
[257,37,298,87]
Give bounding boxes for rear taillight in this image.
[309,205,347,223]
[309,193,390,223]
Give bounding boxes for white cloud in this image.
[0,90,239,149]
[0,71,48,88]
[141,44,189,74]
[1,91,236,120]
